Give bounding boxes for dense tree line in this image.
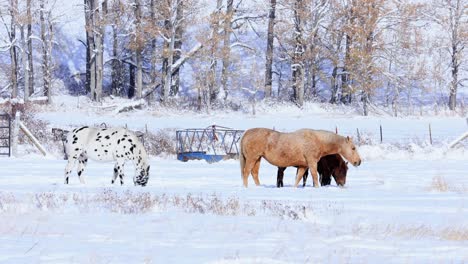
[0,0,467,115]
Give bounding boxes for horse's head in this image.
[341,136,362,167]
[333,161,348,186]
[135,164,150,186]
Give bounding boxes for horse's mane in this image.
[297,129,345,144]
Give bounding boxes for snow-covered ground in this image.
[1,97,468,263]
[1,156,468,263]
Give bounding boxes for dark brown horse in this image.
[276,154,348,187]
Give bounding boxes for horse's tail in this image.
[239,132,246,177]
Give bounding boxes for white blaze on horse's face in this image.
[342,136,362,167]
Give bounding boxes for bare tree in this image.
[39,0,51,102]
[264,0,276,98]
[9,0,18,99]
[161,0,181,102]
[26,0,33,97]
[207,0,223,104]
[134,0,142,98]
[220,0,234,101]
[84,0,95,97]
[425,0,467,110]
[110,0,123,96]
[291,0,305,107]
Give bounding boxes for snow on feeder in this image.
[176,125,244,163]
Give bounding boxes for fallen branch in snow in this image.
[448,131,468,149]
[19,121,50,156]
[113,100,146,115]
[143,84,161,98]
[171,43,203,75]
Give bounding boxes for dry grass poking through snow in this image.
[0,190,310,220]
[2,190,468,242]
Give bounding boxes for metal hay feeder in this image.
[176,125,244,163]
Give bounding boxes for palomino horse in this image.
[64,126,150,186]
[239,128,361,187]
[276,154,348,188]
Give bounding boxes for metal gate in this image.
[0,113,11,157]
[176,125,244,163]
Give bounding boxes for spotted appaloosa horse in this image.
[276,154,348,188]
[64,126,150,186]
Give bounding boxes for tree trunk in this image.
[208,0,223,103]
[111,24,120,96]
[449,41,458,110]
[40,0,50,102]
[134,0,142,98]
[291,0,304,107]
[163,24,176,102]
[362,92,369,116]
[128,62,135,98]
[84,0,95,97]
[150,0,157,95]
[47,14,54,103]
[9,0,18,99]
[170,2,184,96]
[329,66,338,103]
[21,25,29,101]
[26,0,34,97]
[448,0,461,111]
[220,0,234,101]
[94,0,107,102]
[264,0,276,99]
[341,5,353,105]
[160,14,171,101]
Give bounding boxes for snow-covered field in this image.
[1,155,468,263]
[1,98,467,263]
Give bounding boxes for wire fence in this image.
[333,121,468,147]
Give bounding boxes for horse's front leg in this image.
[113,160,125,185]
[308,162,320,188]
[302,169,309,187]
[293,167,307,188]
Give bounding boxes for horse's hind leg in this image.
[111,163,119,184]
[242,158,257,187]
[64,158,76,184]
[77,154,88,184]
[277,167,286,188]
[294,167,307,188]
[251,158,262,186]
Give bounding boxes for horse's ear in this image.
[346,136,350,142]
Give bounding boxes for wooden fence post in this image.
[429,123,432,145]
[379,124,383,143]
[356,128,361,144]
